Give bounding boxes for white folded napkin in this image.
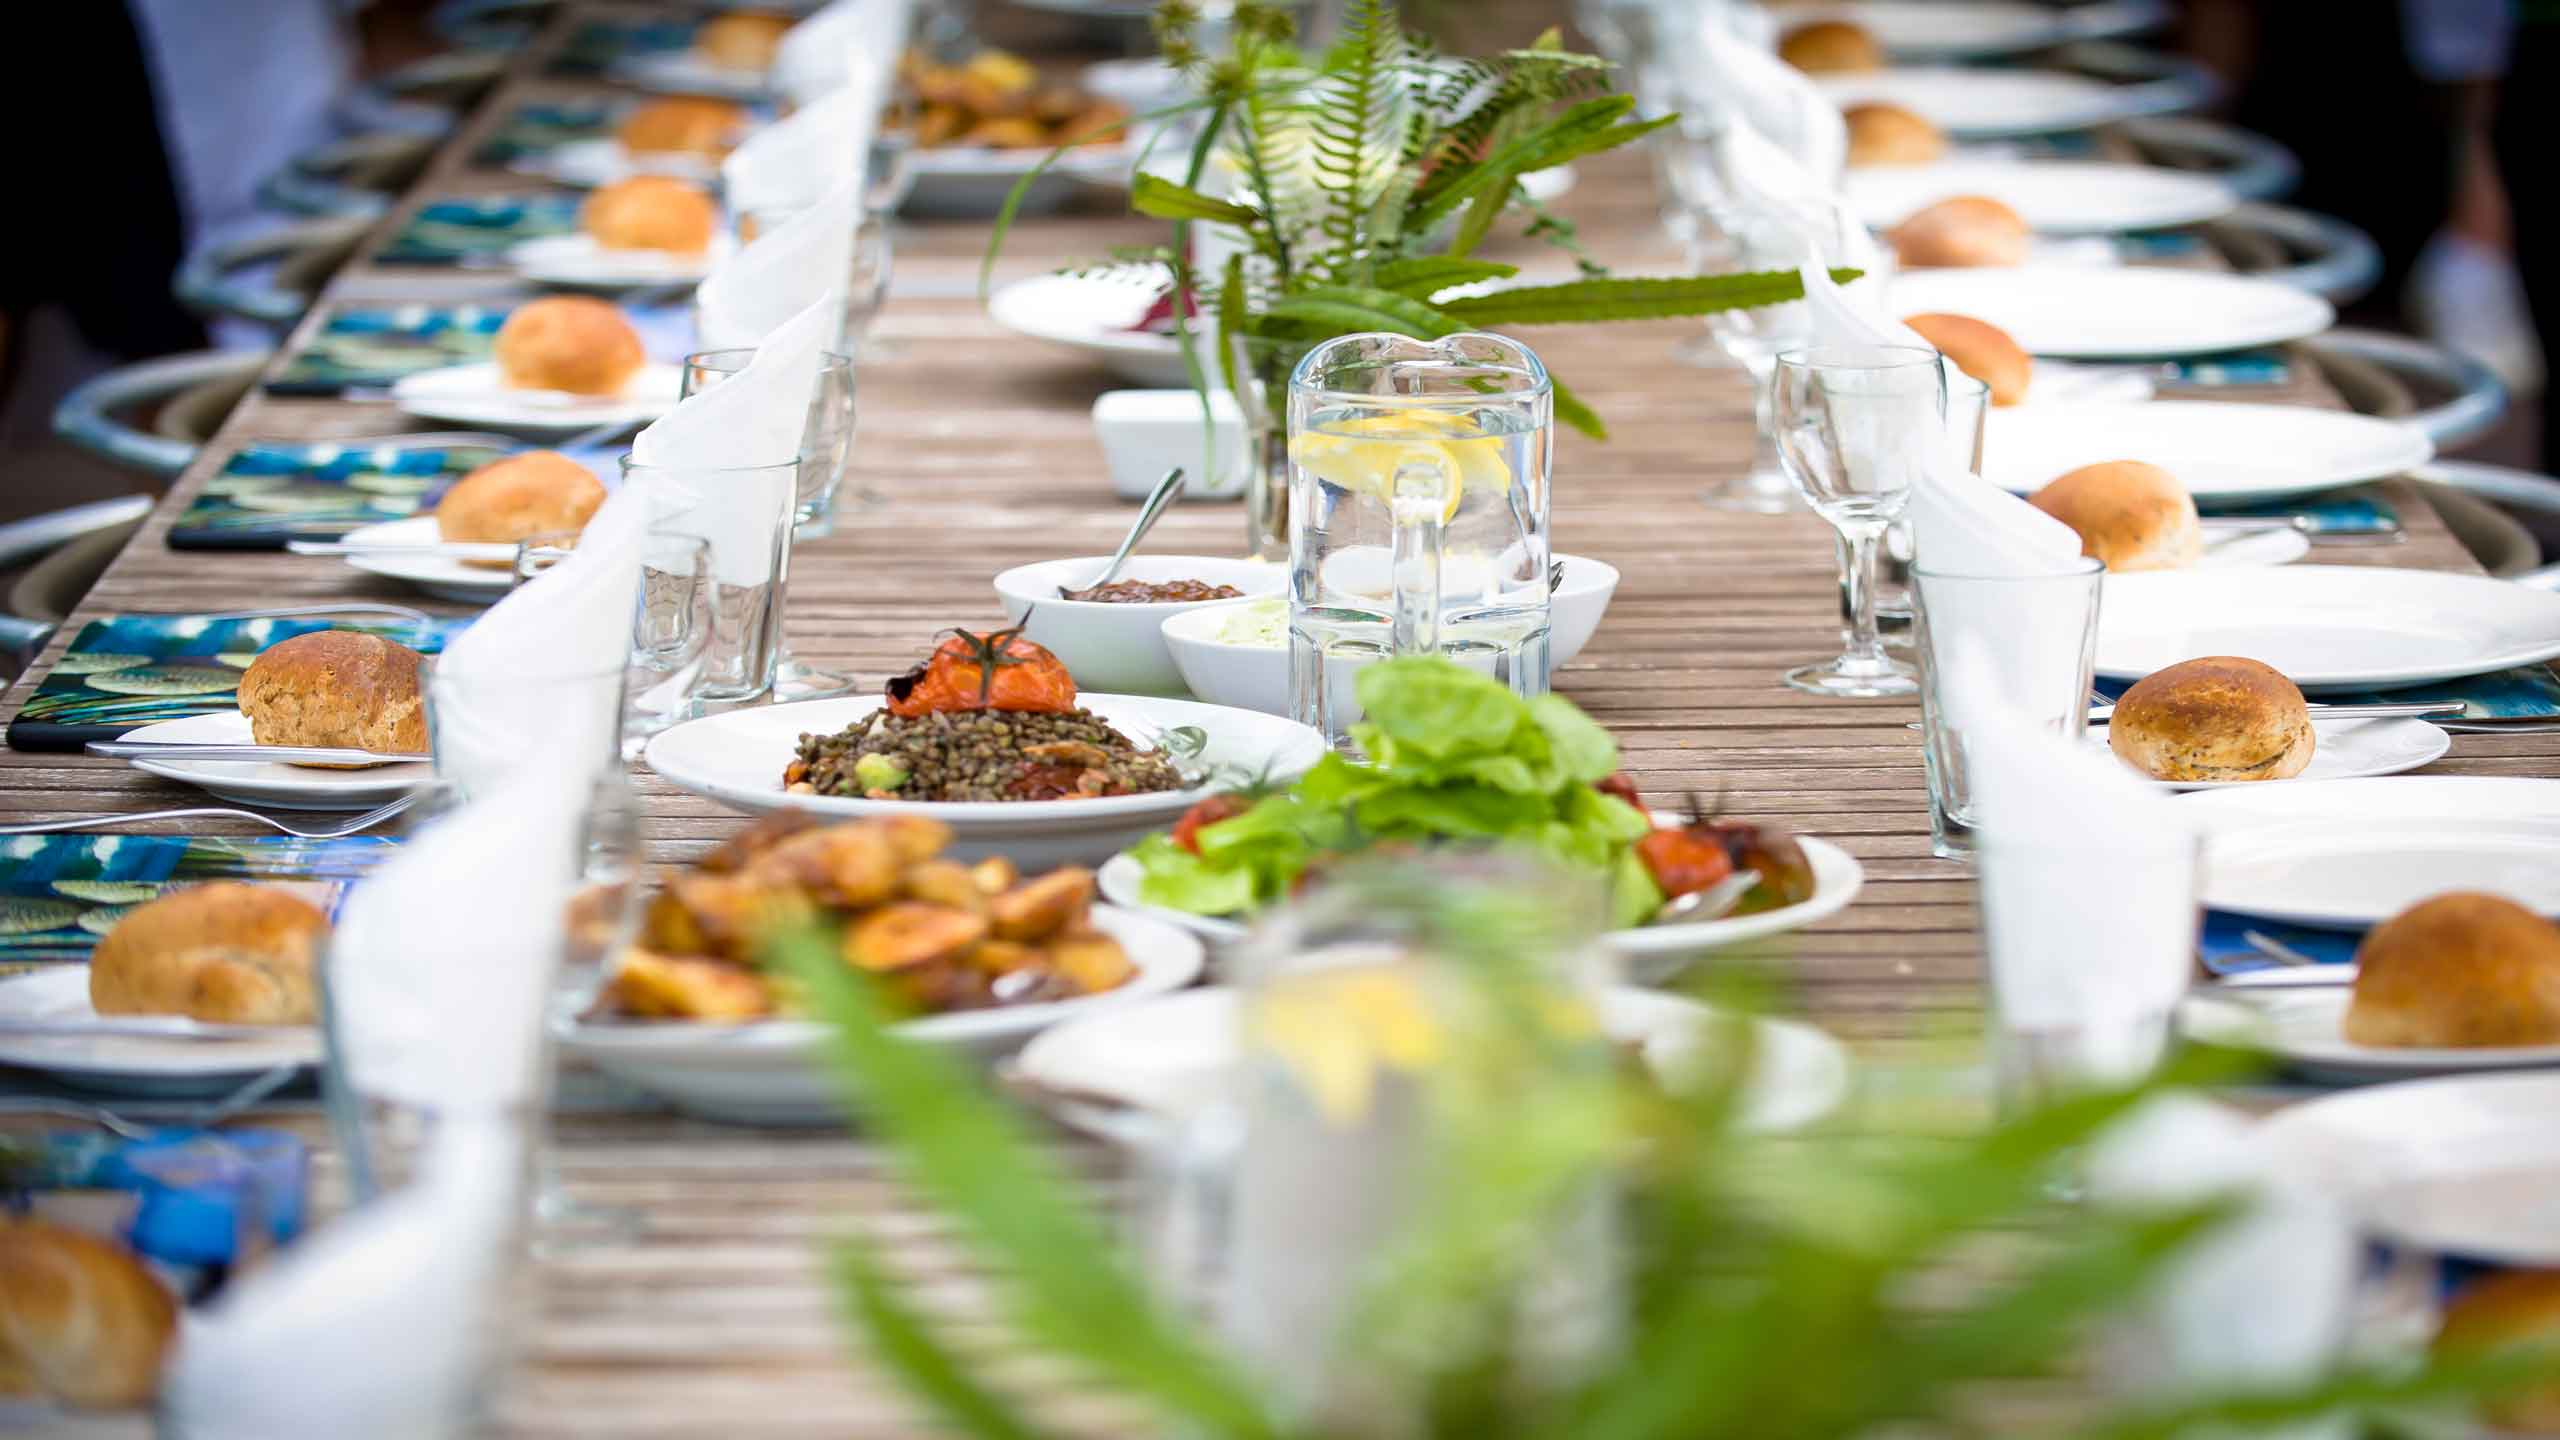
[633,293,834,588]
[774,0,913,108]
[696,174,859,349]
[723,68,884,217]
[2085,1097,2355,1434]
[1683,7,1846,185]
[329,774,593,1112]
[1962,684,2200,1060]
[159,1117,524,1439]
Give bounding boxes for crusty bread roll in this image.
[2030,461,2204,572]
[238,630,428,759]
[2346,893,2560,1049]
[0,1220,178,1409]
[2434,1270,2560,1433]
[694,11,791,70]
[492,296,646,397]
[1890,195,2033,269]
[616,97,746,157]
[1778,19,1883,72]
[436,450,606,554]
[1845,103,1946,167]
[2107,657,2314,783]
[581,174,717,255]
[89,883,327,1026]
[1903,312,2032,406]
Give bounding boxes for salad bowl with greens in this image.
[1107,658,1862,977]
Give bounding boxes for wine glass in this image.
[1683,209,1815,513]
[1769,344,1943,698]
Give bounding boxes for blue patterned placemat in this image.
[2199,492,2401,534]
[168,440,513,549]
[7,614,473,751]
[377,195,582,267]
[2198,912,2356,975]
[0,834,394,972]
[266,305,510,395]
[2098,664,2560,721]
[472,100,616,165]
[551,17,698,74]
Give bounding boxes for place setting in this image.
[19,0,2560,1434]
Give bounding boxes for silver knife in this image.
[2088,700,2466,725]
[286,539,520,562]
[87,740,432,766]
[0,1018,291,1042]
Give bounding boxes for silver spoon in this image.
[1063,467,1186,598]
[1652,871,1760,926]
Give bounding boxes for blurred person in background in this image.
[2498,0,2560,467]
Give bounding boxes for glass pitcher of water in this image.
[1285,332,1554,749]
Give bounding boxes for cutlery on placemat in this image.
[285,538,521,562]
[86,740,432,766]
[2085,700,2464,725]
[0,793,425,838]
[193,602,436,626]
[0,1017,285,1043]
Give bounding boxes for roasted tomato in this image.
[1634,827,1734,900]
[884,627,1076,717]
[1594,772,1648,822]
[1172,793,1253,855]
[1723,823,1817,914]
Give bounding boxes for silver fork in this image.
[0,791,426,838]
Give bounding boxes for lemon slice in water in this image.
[1288,411,1511,521]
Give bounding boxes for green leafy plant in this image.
[779,908,2560,1440]
[986,0,1852,440]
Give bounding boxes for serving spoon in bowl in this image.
[1061,467,1186,600]
[1653,871,1760,927]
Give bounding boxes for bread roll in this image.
[492,296,646,397]
[2030,460,2203,572]
[2107,657,2314,783]
[2434,1270,2560,1433]
[1778,19,1883,72]
[615,97,745,157]
[2346,893,2560,1049]
[1845,103,1946,167]
[90,884,328,1026]
[581,175,717,255]
[694,11,791,70]
[0,1220,177,1409]
[436,450,606,552]
[1903,312,2032,405]
[238,630,428,759]
[1890,195,2033,269]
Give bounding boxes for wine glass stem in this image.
[1837,521,1892,674]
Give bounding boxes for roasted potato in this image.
[902,859,989,913]
[961,117,1049,149]
[880,814,955,865]
[611,950,772,1020]
[989,868,1096,942]
[962,939,1042,975]
[969,856,1019,895]
[699,810,818,873]
[667,870,819,961]
[845,902,988,972]
[1048,927,1136,994]
[750,824,901,908]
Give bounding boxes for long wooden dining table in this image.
[9,4,2560,1434]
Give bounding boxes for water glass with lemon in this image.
[1284,333,1555,750]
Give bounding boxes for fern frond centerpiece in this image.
[1099,0,1849,558]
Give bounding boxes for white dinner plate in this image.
[1888,266,2336,358]
[113,711,431,812]
[559,905,1202,1125]
[2195,527,2310,568]
[2092,715,2448,792]
[1787,0,2166,59]
[641,693,1327,868]
[0,967,320,1098]
[2181,985,2560,1086]
[1846,161,2237,234]
[1095,834,1865,984]
[2095,567,2560,693]
[989,268,1192,387]
[1816,68,2142,139]
[514,137,721,189]
[607,51,775,103]
[1982,402,2433,503]
[390,360,684,436]
[1013,984,1852,1138]
[901,137,1141,218]
[506,232,731,290]
[2257,1072,2560,1265]
[2177,776,2560,928]
[331,515,513,605]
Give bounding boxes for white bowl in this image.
[994,555,1285,696]
[1158,554,1622,716]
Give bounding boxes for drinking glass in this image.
[514,529,715,753]
[1284,332,1554,751]
[423,659,627,800]
[1878,369,1990,631]
[619,455,800,704]
[1975,829,2202,1114]
[678,348,857,699]
[1769,344,1943,697]
[1911,556,2104,859]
